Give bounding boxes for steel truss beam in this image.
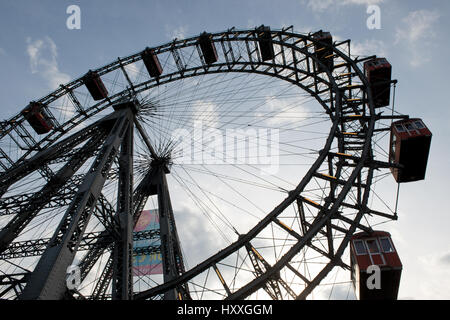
[72,158,190,300]
[112,118,134,300]
[19,108,133,300]
[2,103,172,300]
[0,118,111,197]
[67,165,165,296]
[90,255,114,300]
[0,230,160,260]
[245,243,296,300]
[149,161,189,300]
[1,175,125,236]
[0,132,108,254]
[0,273,29,298]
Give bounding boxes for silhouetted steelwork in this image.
[0,26,424,300]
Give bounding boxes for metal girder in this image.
[64,160,182,300]
[132,166,161,222]
[153,163,181,300]
[1,180,120,242]
[112,119,134,300]
[61,85,86,115]
[0,132,107,254]
[213,264,232,297]
[3,106,162,300]
[130,157,190,300]
[133,118,158,161]
[245,243,297,300]
[78,244,112,283]
[46,146,101,165]
[0,117,111,197]
[90,255,114,300]
[66,165,164,295]
[0,185,76,217]
[295,169,375,300]
[94,194,120,236]
[273,218,350,271]
[0,273,29,298]
[0,230,160,260]
[19,109,133,300]
[171,46,186,74]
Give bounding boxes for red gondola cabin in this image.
[141,47,163,78]
[21,102,54,134]
[312,31,334,73]
[350,231,402,300]
[198,32,218,65]
[364,58,392,108]
[389,118,432,183]
[256,25,275,61]
[83,70,108,101]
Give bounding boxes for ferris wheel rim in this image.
[0,26,389,300]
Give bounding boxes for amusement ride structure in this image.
[0,26,431,300]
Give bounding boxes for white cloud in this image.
[395,10,440,67]
[259,96,310,126]
[342,0,384,4]
[395,10,440,44]
[351,39,387,57]
[314,283,357,300]
[416,250,450,299]
[165,25,189,41]
[304,0,384,12]
[440,252,450,265]
[192,100,219,128]
[305,0,334,12]
[171,202,228,267]
[26,36,71,89]
[124,62,140,82]
[420,250,450,269]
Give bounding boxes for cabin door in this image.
[365,238,385,266]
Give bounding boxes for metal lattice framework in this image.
[0,26,406,300]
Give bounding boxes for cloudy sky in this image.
[0,0,449,299]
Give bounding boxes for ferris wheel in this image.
[0,26,431,300]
